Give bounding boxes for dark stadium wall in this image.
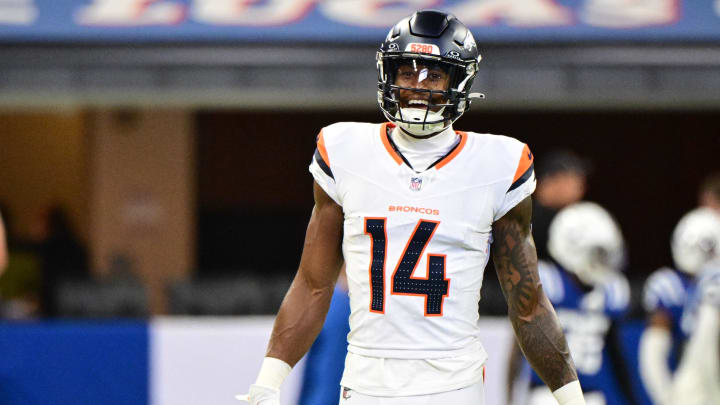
[195,111,319,275]
[196,110,720,281]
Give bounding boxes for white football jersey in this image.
[308,122,535,394]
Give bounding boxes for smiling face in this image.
[393,60,451,112]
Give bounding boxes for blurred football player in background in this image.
[669,209,720,405]
[238,9,585,405]
[532,151,588,261]
[508,202,632,405]
[639,207,720,405]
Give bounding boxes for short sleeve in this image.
[308,129,341,206]
[494,143,537,221]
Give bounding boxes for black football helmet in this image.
[377,9,483,137]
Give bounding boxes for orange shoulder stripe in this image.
[513,144,534,183]
[380,122,403,165]
[317,129,331,167]
[434,131,468,170]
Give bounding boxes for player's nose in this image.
[413,78,432,89]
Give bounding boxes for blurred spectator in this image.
[31,205,89,318]
[699,172,720,212]
[298,269,350,405]
[532,150,588,261]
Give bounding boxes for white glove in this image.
[236,384,280,405]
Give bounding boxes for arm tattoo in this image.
[492,197,578,391]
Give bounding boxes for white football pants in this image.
[337,380,485,405]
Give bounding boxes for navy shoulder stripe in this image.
[314,148,334,180]
[508,162,534,192]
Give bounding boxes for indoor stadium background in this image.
[0,1,719,404]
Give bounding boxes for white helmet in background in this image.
[671,207,720,275]
[548,202,625,286]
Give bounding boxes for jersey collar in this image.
[379,122,467,171]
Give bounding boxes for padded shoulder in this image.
[602,273,631,313]
[321,122,376,145]
[643,267,687,312]
[466,132,534,188]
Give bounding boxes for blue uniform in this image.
[528,260,631,404]
[298,285,351,405]
[681,266,720,335]
[642,267,695,366]
[696,266,720,308]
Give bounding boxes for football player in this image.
[639,207,720,405]
[238,10,585,405]
[508,202,632,405]
[669,208,720,405]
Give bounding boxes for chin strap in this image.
[398,125,448,139]
[395,106,448,137]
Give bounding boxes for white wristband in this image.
[255,357,292,390]
[552,380,585,405]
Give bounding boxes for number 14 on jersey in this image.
[364,218,450,316]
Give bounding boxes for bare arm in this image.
[506,342,526,404]
[265,182,345,367]
[492,196,578,391]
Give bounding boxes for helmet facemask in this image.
[377,53,477,137]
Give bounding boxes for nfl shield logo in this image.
[410,177,423,192]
